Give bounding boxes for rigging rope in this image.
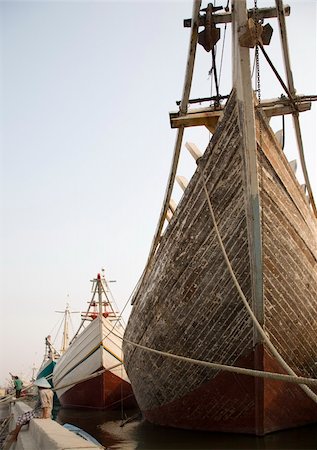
[212,47,220,100]
[257,41,316,216]
[281,114,285,149]
[101,274,142,342]
[120,347,125,425]
[218,22,227,86]
[69,282,98,344]
[52,317,64,348]
[219,0,230,85]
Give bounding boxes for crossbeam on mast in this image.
[169,98,311,131]
[184,5,290,27]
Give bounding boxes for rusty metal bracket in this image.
[198,3,222,52]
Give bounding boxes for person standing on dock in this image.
[4,378,53,448]
[11,375,23,399]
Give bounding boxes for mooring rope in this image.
[123,337,317,387]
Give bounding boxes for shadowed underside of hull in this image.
[123,90,317,434]
[143,345,317,435]
[59,369,136,410]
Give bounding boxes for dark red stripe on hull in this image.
[59,369,137,410]
[143,348,317,435]
[263,351,317,433]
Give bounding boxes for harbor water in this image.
[55,407,317,450]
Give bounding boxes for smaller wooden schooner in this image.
[53,270,135,409]
[123,0,317,436]
[37,305,77,405]
[37,335,60,385]
[37,334,60,402]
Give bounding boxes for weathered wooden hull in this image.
[53,315,136,409]
[123,90,317,434]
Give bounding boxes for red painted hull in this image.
[59,369,137,410]
[144,347,317,435]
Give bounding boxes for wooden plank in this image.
[264,101,311,118]
[166,209,173,222]
[170,110,222,131]
[176,175,189,192]
[169,199,177,213]
[233,0,263,342]
[185,142,203,161]
[170,101,311,130]
[183,5,290,26]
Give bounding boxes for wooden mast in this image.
[97,273,103,316]
[232,0,264,434]
[232,0,263,338]
[60,304,70,354]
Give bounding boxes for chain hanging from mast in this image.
[253,0,264,157]
[254,0,261,106]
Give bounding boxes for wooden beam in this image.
[184,5,290,27]
[264,101,311,118]
[169,99,311,130]
[185,142,203,161]
[166,209,173,222]
[232,0,264,346]
[169,199,177,213]
[176,175,189,192]
[170,110,222,132]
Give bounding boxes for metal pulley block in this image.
[239,18,273,48]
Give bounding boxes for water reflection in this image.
[56,407,317,450]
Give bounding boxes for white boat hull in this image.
[53,316,134,409]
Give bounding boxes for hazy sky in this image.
[0,0,316,386]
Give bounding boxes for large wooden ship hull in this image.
[53,315,135,409]
[123,90,317,435]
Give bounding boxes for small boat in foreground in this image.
[53,271,135,409]
[63,423,103,448]
[123,0,317,436]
